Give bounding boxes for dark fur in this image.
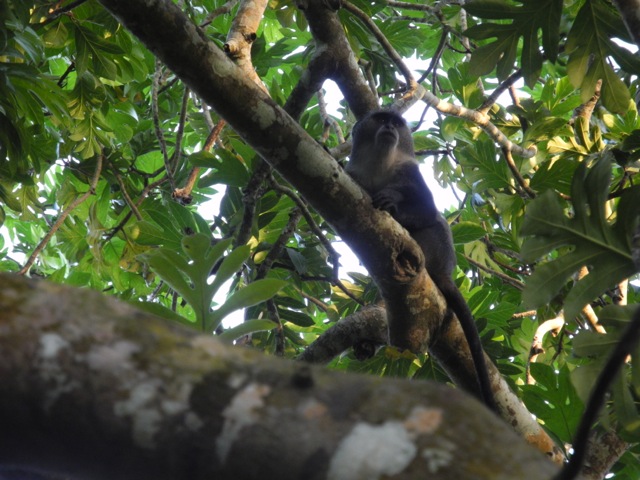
[347,110,497,412]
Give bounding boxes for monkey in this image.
[346,109,497,412]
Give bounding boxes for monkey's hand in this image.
[372,189,402,216]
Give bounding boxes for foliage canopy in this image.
[1,0,640,477]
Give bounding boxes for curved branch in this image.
[224,0,269,92]
[298,304,389,364]
[290,0,378,119]
[526,315,564,385]
[423,90,537,158]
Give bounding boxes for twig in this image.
[170,86,190,174]
[343,1,418,96]
[19,154,104,275]
[477,69,523,115]
[269,176,342,280]
[417,29,447,84]
[110,161,142,221]
[256,208,303,280]
[501,146,536,198]
[317,90,345,144]
[152,60,175,191]
[266,299,285,356]
[173,118,227,203]
[462,253,525,290]
[38,0,89,26]
[201,0,239,26]
[235,161,271,247]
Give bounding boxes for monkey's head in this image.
[350,110,415,162]
[346,110,417,191]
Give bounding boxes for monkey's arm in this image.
[372,162,440,231]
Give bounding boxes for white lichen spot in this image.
[131,408,162,449]
[185,412,204,431]
[39,333,69,359]
[37,333,79,409]
[114,380,163,449]
[252,103,277,130]
[227,373,248,389]
[403,406,443,435]
[298,398,328,420]
[422,439,455,473]
[327,422,416,480]
[161,400,186,416]
[191,336,225,357]
[216,383,271,464]
[86,341,139,371]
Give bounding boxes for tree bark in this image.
[0,273,559,479]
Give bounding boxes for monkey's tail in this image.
[442,285,499,414]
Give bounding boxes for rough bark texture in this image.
[0,273,560,479]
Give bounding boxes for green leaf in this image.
[463,0,520,19]
[457,138,512,190]
[278,308,315,327]
[135,301,197,327]
[465,0,562,85]
[565,0,632,114]
[140,235,233,328]
[522,364,583,443]
[208,244,251,294]
[206,279,288,331]
[468,32,516,77]
[198,149,250,188]
[520,156,640,321]
[187,150,218,167]
[218,319,277,343]
[451,222,487,244]
[74,24,124,80]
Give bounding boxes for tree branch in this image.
[0,272,561,480]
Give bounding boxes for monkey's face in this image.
[375,123,400,147]
[371,113,404,148]
[349,110,415,173]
